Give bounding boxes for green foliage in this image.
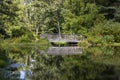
[1,0,120,79]
[62,1,99,34]
[87,35,114,46]
[92,20,120,43]
[78,40,90,47]
[103,35,114,43]
[0,0,23,36]
[12,27,27,37]
[87,36,103,45]
[0,0,120,43]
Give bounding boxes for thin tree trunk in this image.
[36,27,39,35]
[35,22,39,35]
[26,55,29,65]
[57,21,61,39]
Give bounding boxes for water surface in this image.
[0,45,120,80]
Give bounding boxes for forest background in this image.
[0,0,120,45]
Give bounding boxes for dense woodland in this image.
[0,0,120,44]
[0,0,120,80]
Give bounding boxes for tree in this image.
[28,0,64,38]
[62,0,99,34]
[0,0,23,38]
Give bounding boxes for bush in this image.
[103,35,114,43]
[12,27,28,38]
[93,21,120,43]
[78,40,90,47]
[87,36,104,45]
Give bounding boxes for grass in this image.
[52,42,68,46]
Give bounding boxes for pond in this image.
[0,45,120,80]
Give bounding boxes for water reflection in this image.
[40,46,83,55]
[0,45,120,80]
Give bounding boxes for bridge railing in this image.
[40,34,84,41]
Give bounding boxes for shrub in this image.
[12,27,28,38]
[103,35,114,43]
[87,36,104,45]
[78,40,90,47]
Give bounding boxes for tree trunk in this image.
[35,22,39,35]
[57,21,62,39]
[36,27,39,35]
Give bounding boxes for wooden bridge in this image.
[40,34,83,43]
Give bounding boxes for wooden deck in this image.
[40,34,83,42]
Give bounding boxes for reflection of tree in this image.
[86,47,120,66]
[32,55,64,80]
[32,47,120,80]
[0,53,9,80]
[32,54,109,80]
[61,55,107,80]
[1,44,120,80]
[0,52,9,68]
[85,46,114,56]
[84,47,120,80]
[0,43,44,79]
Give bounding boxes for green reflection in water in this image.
[0,45,120,80]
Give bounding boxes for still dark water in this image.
[0,45,120,80]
